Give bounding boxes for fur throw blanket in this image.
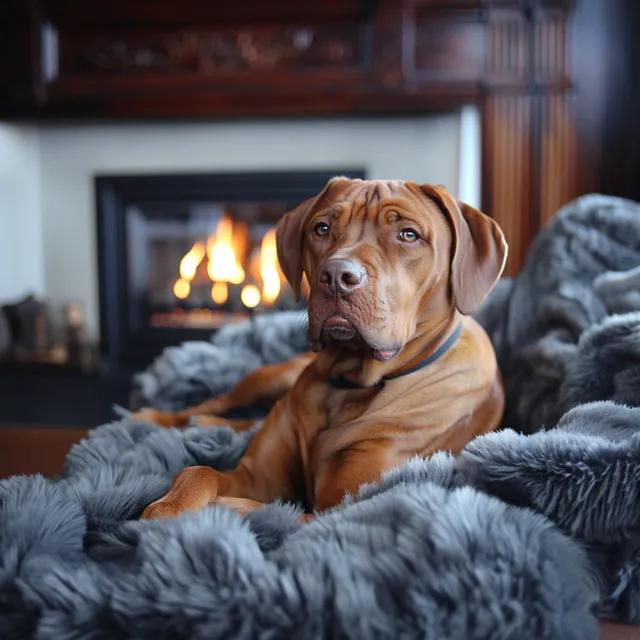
[1,194,640,639]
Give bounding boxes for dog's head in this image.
[276,177,507,360]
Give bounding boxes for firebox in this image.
[96,169,365,373]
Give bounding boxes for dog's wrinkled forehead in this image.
[314,177,425,217]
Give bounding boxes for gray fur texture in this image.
[1,194,640,638]
[474,193,640,432]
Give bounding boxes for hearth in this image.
[96,170,364,373]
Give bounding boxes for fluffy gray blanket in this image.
[2,195,640,639]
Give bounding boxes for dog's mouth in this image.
[322,315,359,342]
[318,315,400,362]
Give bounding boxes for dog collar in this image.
[328,324,463,391]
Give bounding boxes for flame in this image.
[233,221,249,267]
[241,284,261,308]
[259,229,281,305]
[206,214,245,285]
[173,215,288,309]
[179,241,206,280]
[173,278,191,299]
[211,281,228,305]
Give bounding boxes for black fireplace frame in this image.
[95,169,366,374]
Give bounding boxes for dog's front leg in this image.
[140,397,304,520]
[131,353,315,429]
[213,496,265,516]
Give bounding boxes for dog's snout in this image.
[319,259,367,295]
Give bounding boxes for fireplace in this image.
[96,169,365,373]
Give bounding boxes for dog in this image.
[134,178,508,521]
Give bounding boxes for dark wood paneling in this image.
[38,0,374,28]
[538,93,578,227]
[483,93,533,274]
[535,8,579,228]
[412,14,485,82]
[0,2,40,108]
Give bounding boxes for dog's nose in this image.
[318,259,366,295]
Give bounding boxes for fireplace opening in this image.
[96,170,365,373]
[137,203,304,331]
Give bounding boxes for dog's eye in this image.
[313,222,330,237]
[398,228,419,243]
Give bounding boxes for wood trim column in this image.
[535,7,580,229]
[482,93,533,276]
[482,3,580,275]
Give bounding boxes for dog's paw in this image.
[129,408,178,427]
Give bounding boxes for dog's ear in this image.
[276,197,315,301]
[276,177,349,301]
[420,184,508,315]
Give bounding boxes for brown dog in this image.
[135,178,507,521]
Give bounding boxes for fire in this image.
[211,281,228,305]
[206,214,245,285]
[179,241,205,280]
[259,229,281,305]
[241,284,261,308]
[173,212,288,310]
[173,278,190,299]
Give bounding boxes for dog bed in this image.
[1,194,640,639]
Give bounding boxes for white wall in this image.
[1,112,477,340]
[457,105,481,210]
[0,124,44,301]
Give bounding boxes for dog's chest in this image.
[302,386,379,485]
[323,387,376,426]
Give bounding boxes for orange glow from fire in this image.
[173,278,191,299]
[259,229,281,305]
[206,214,245,285]
[241,284,261,308]
[211,281,228,305]
[179,241,206,280]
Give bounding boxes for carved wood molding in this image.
[66,26,363,76]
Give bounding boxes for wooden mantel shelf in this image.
[1,0,575,119]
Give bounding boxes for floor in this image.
[0,424,87,478]
[602,623,640,639]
